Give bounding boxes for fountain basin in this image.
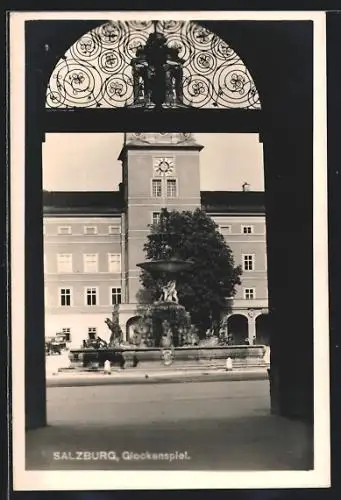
[66,345,267,371]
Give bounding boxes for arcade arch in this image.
[227,314,249,345]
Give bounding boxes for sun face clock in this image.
[153,157,175,175]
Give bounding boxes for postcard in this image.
[9,10,330,490]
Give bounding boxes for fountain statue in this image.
[160,319,173,348]
[105,304,123,347]
[160,280,179,303]
[137,229,194,348]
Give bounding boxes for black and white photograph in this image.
[10,11,329,490]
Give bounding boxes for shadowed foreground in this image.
[26,380,313,470]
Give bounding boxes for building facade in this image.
[43,133,269,347]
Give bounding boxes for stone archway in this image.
[23,18,315,428]
[256,314,271,345]
[227,314,249,345]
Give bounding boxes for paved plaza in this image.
[26,379,313,471]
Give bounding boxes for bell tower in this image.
[118,132,203,303]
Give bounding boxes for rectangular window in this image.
[60,288,71,306]
[61,328,71,342]
[166,179,177,197]
[108,225,121,234]
[84,253,98,273]
[152,212,161,225]
[58,226,71,235]
[244,288,256,300]
[111,287,122,305]
[243,254,255,271]
[108,253,121,273]
[84,225,97,235]
[219,225,231,234]
[242,225,254,234]
[152,179,162,197]
[88,327,97,339]
[57,253,73,273]
[86,287,97,306]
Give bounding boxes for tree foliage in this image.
[139,208,242,336]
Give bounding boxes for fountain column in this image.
[137,248,194,347]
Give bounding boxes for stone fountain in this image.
[66,229,267,372]
[137,253,194,348]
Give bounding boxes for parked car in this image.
[45,335,65,355]
[54,333,67,349]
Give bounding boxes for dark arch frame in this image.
[24,19,314,428]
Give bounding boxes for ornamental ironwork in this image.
[46,20,261,110]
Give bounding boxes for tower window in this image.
[242,225,254,234]
[152,179,162,197]
[166,179,177,197]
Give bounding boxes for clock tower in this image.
[118,132,203,303]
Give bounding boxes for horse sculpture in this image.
[160,280,179,303]
[105,304,123,346]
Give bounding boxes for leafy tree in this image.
[139,208,242,336]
